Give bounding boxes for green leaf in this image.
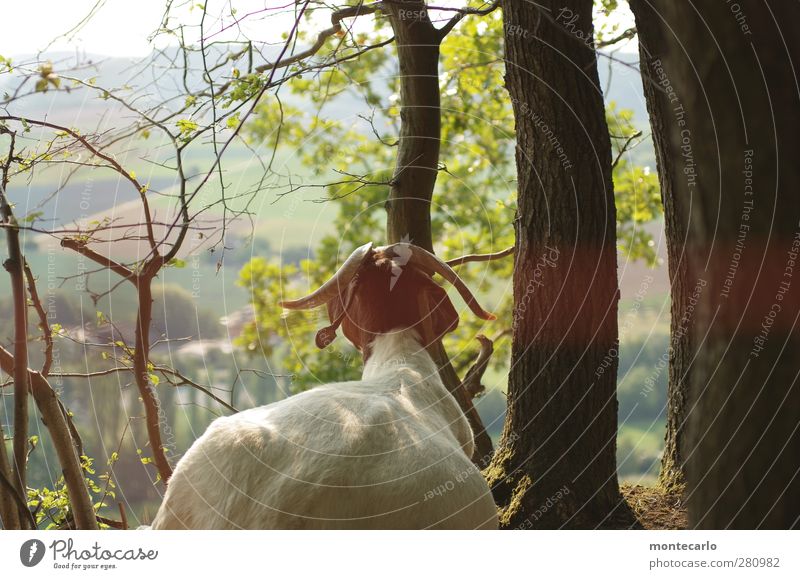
[176,118,199,139]
[226,112,240,129]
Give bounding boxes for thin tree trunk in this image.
[486,0,633,528]
[0,143,31,528]
[133,269,174,485]
[628,0,698,493]
[633,0,800,528]
[384,0,494,465]
[0,419,21,528]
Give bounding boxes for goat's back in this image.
[151,366,497,529]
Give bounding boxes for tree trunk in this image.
[633,1,800,529]
[384,0,494,465]
[0,419,21,529]
[486,0,633,529]
[628,0,700,493]
[384,2,440,252]
[133,270,174,485]
[1,163,31,529]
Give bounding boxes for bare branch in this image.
[597,26,637,49]
[255,3,381,76]
[60,239,135,282]
[446,245,515,267]
[612,130,643,169]
[155,366,238,413]
[0,116,159,250]
[435,0,500,40]
[23,261,54,376]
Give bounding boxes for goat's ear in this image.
[327,289,368,352]
[323,292,350,348]
[419,281,459,347]
[326,291,345,328]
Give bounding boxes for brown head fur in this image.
[326,259,459,356]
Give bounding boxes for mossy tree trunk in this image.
[486,0,633,528]
[629,0,700,494]
[632,0,800,528]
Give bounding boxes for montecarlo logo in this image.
[20,539,46,567]
[21,538,158,570]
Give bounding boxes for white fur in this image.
[150,328,498,529]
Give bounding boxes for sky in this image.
[1,1,637,59]
[1,0,308,58]
[2,0,166,57]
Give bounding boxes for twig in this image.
[155,366,238,413]
[612,130,643,169]
[0,116,158,249]
[435,0,501,39]
[597,26,637,49]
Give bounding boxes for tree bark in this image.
[632,1,800,529]
[384,0,494,465]
[384,1,440,251]
[486,0,633,528]
[628,0,699,493]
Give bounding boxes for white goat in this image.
[150,242,498,529]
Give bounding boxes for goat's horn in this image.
[376,243,496,321]
[279,242,374,310]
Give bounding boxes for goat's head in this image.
[279,242,494,355]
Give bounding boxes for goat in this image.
[150,242,499,529]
